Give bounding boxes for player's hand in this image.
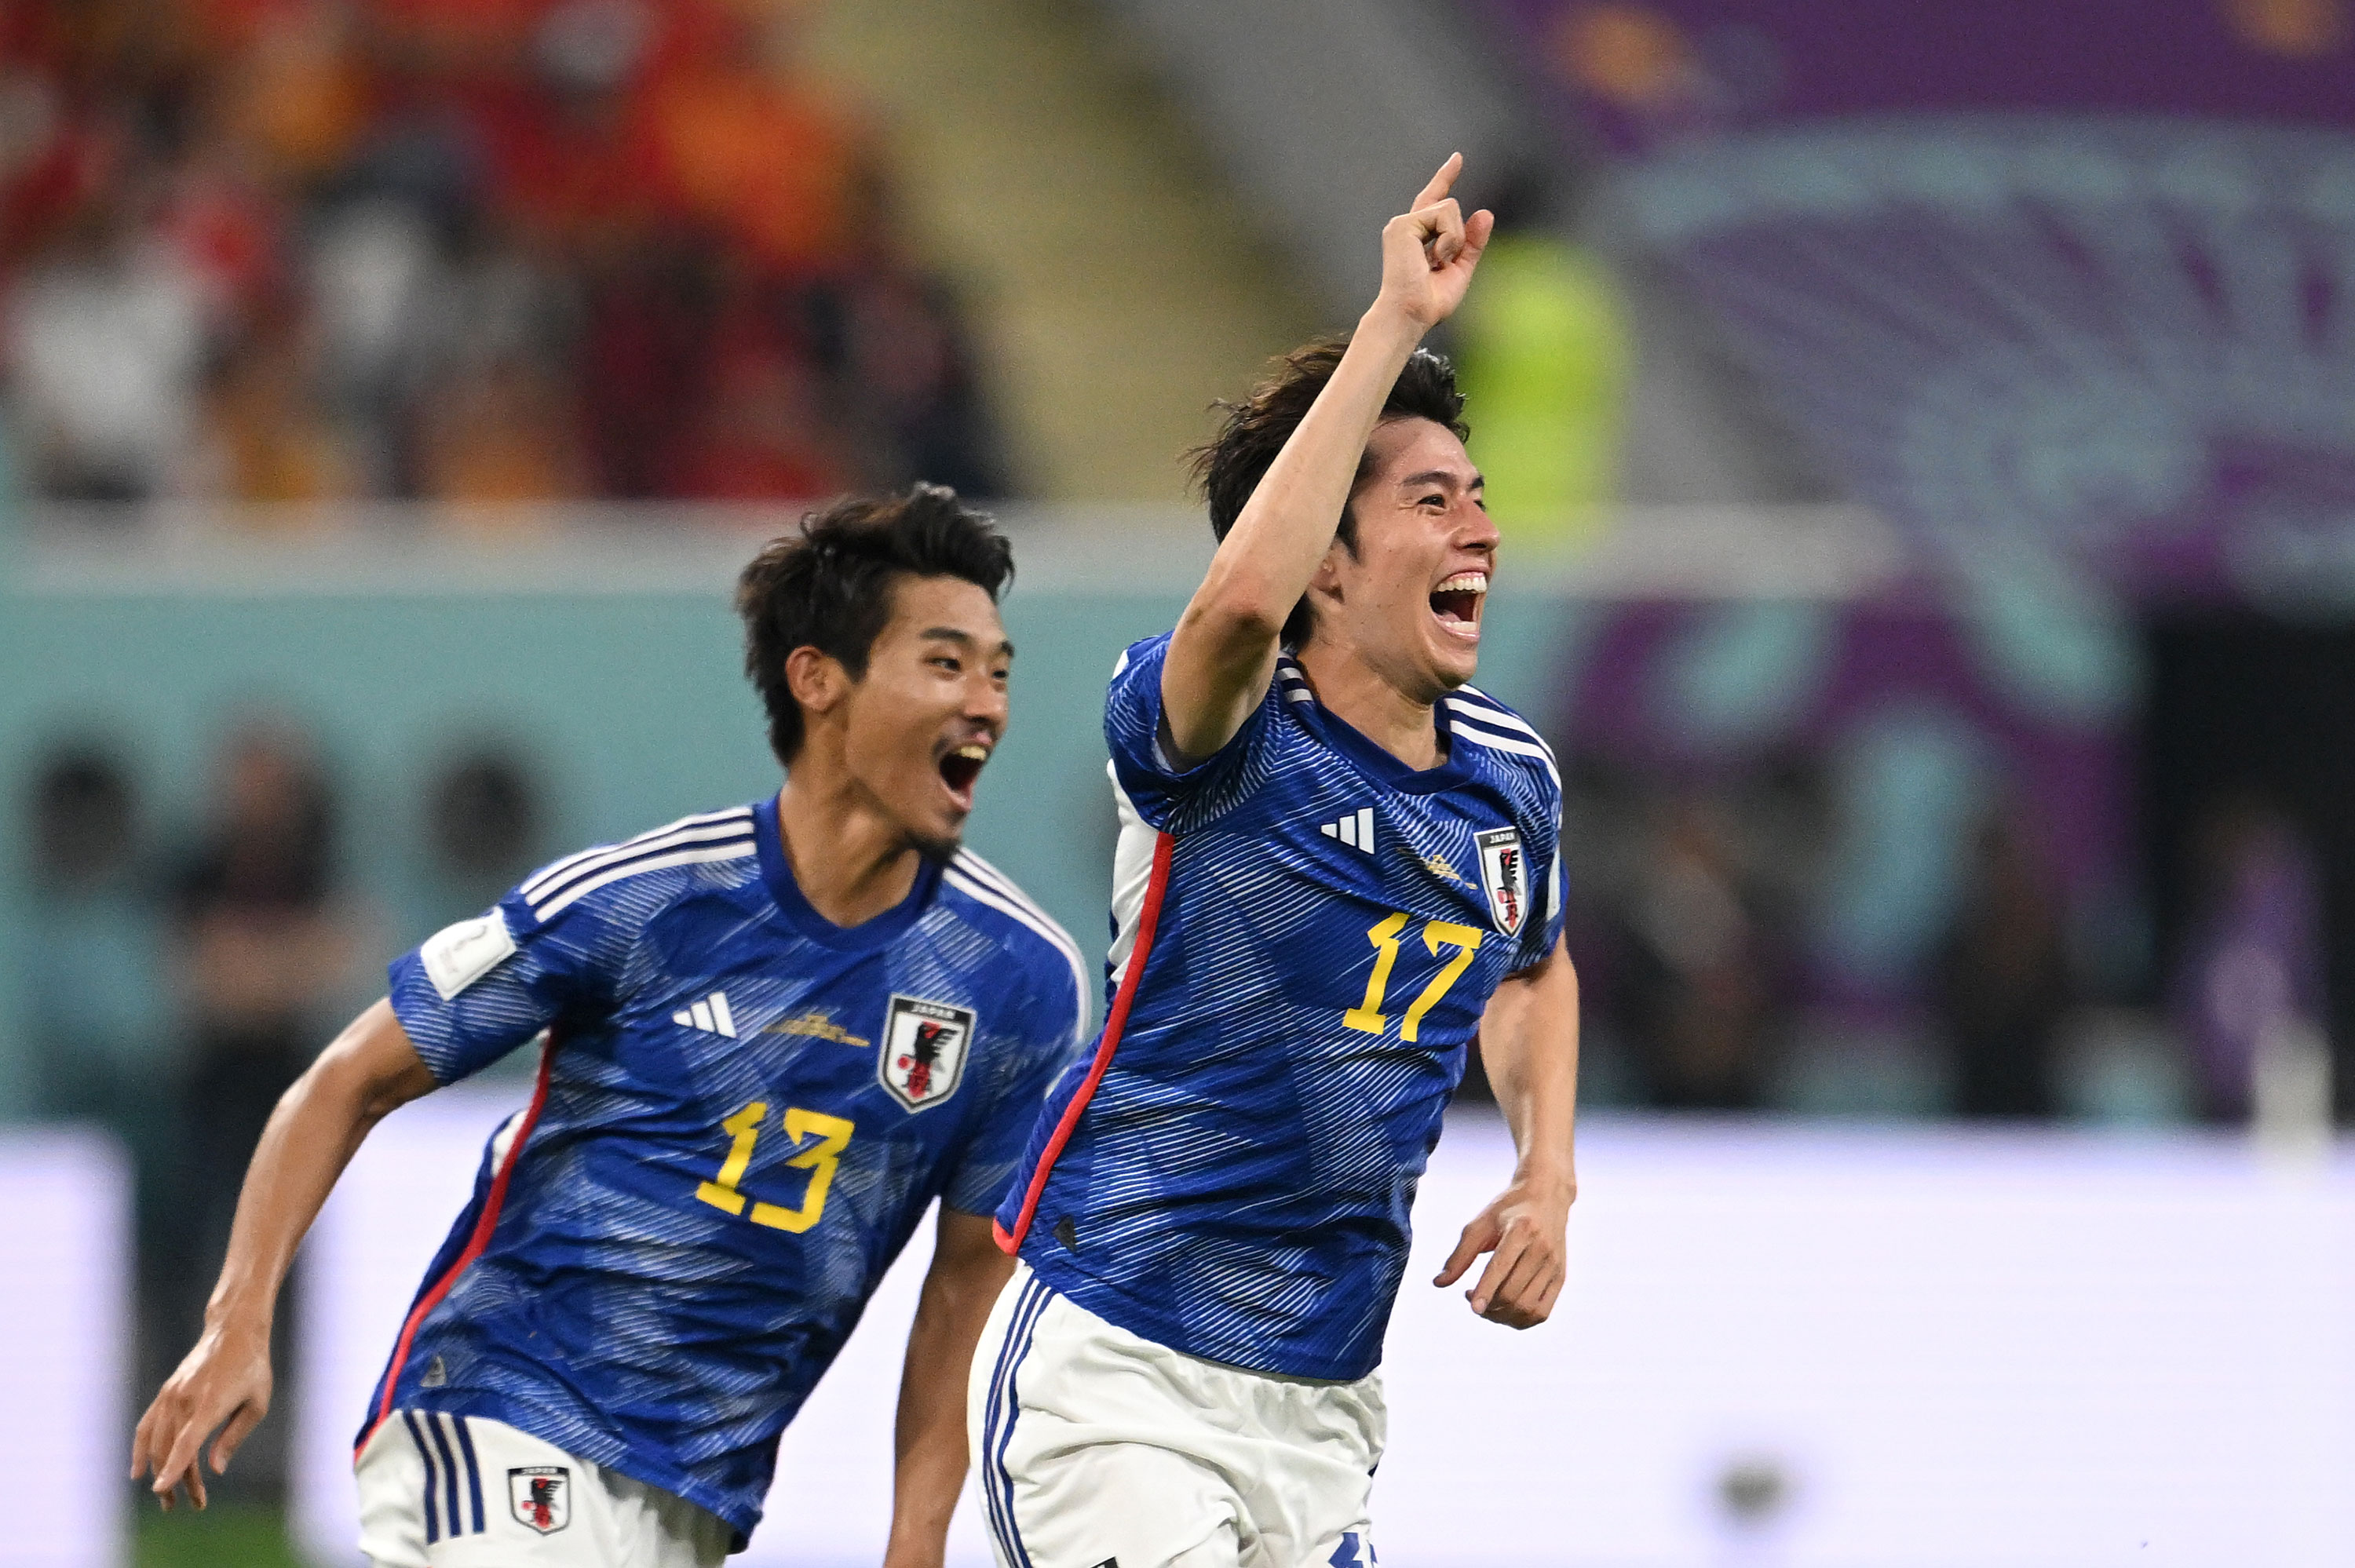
[1373,153,1495,330]
[130,1315,275,1511]
[1433,1170,1573,1329]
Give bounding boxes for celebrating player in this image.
[132,486,1088,1567]
[974,156,1579,1566]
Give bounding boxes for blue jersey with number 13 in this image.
[363,794,1086,1544]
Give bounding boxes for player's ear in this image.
[783,645,850,719]
[1307,538,1350,600]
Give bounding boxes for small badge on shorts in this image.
[878,995,975,1112]
[509,1466,571,1535]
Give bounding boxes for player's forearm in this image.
[205,1001,433,1330]
[1194,304,1426,633]
[1165,306,1428,759]
[885,1228,1015,1565]
[1484,949,1580,1191]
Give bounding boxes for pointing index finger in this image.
[1409,152,1463,212]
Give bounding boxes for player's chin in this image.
[904,807,968,862]
[1422,637,1480,691]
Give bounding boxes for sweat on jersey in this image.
[363,794,1087,1545]
[995,633,1565,1382]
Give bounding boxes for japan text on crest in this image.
[1474,826,1527,937]
[878,995,975,1112]
[509,1466,570,1535]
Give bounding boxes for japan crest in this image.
[879,995,975,1112]
[509,1466,570,1534]
[1474,826,1528,937]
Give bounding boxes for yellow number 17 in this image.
[696,1103,856,1234]
[1343,913,1483,1041]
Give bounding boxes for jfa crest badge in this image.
[880,995,975,1112]
[508,1466,570,1534]
[1474,826,1528,936]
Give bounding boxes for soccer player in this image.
[973,156,1579,1566]
[132,486,1089,1567]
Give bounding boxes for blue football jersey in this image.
[995,635,1565,1381]
[363,796,1087,1543]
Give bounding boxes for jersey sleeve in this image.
[387,877,635,1085]
[943,957,1088,1216]
[1515,802,1568,973]
[1103,633,1280,833]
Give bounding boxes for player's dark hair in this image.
[736,484,1014,765]
[1190,337,1469,647]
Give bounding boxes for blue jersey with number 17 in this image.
[995,633,1565,1381]
[363,794,1086,1544]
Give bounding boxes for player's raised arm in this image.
[1161,155,1493,767]
[130,1001,438,1508]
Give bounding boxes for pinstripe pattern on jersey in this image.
[947,851,1090,1034]
[999,633,1565,1380]
[363,1035,557,1453]
[995,829,1172,1252]
[371,794,1086,1544]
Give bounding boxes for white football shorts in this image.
[354,1409,732,1568]
[968,1262,1385,1568]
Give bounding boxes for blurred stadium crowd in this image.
[0,0,1006,509]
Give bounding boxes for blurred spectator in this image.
[422,742,544,918]
[6,202,208,499]
[23,743,166,1125]
[2171,797,2327,1124]
[165,717,362,1490]
[1613,793,1784,1110]
[1933,802,2072,1118]
[0,0,1010,510]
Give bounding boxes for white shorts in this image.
[354,1409,732,1568]
[968,1263,1386,1568]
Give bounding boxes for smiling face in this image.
[1306,416,1495,700]
[823,574,1011,858]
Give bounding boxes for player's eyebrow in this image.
[1396,469,1484,491]
[920,627,1017,659]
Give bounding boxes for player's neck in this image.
[770,779,923,929]
[1294,640,1445,771]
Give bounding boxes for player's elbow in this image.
[1178,585,1288,659]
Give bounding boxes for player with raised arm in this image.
[132,486,1090,1567]
[972,157,1579,1566]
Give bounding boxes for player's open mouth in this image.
[938,742,989,807]
[1429,571,1487,640]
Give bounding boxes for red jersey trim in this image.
[998,830,1173,1253]
[356,1031,558,1455]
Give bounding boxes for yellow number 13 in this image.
[1344,913,1483,1041]
[696,1103,856,1234]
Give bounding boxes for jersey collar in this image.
[1280,661,1473,796]
[753,793,941,950]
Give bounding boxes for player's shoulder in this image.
[1441,685,1561,796]
[938,849,1091,1023]
[1112,630,1175,680]
[507,804,762,929]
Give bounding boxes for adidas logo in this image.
[673,992,739,1037]
[1317,806,1375,852]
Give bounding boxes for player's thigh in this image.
[1232,1373,1384,1568]
[995,1433,1241,1568]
